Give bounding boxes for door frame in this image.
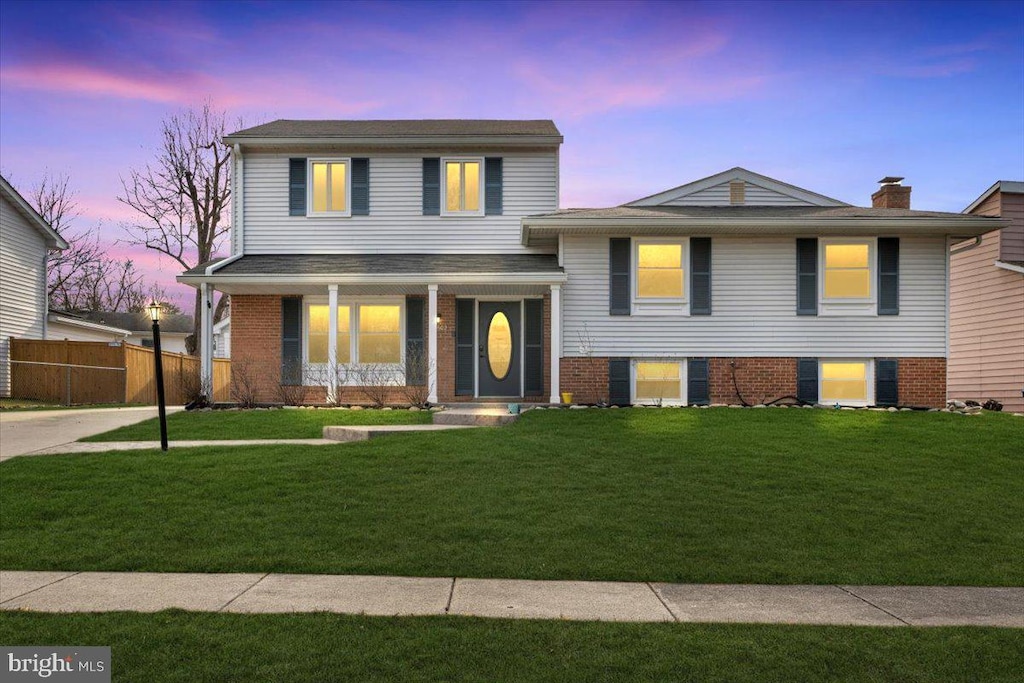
[459,295,543,399]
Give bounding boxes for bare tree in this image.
[29,172,151,313]
[118,104,235,353]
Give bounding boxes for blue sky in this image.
[1,0,1022,309]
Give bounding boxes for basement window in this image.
[819,360,873,406]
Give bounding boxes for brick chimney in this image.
[872,176,911,209]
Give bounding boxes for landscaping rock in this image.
[569,405,587,409]
[429,406,444,412]
[949,400,967,409]
[710,403,726,408]
[888,407,898,412]
[351,406,364,411]
[408,406,420,411]
[382,407,393,411]
[753,404,767,409]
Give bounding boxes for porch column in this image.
[327,285,339,403]
[199,282,214,400]
[549,284,561,404]
[427,284,439,404]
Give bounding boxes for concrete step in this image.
[432,410,519,427]
[322,424,473,442]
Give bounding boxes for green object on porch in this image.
[508,403,520,415]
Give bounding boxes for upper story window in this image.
[309,159,351,216]
[631,239,689,316]
[443,158,483,216]
[823,242,871,299]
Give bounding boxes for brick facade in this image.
[558,355,946,408]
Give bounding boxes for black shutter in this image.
[455,298,474,395]
[405,297,425,385]
[608,358,630,406]
[687,358,709,405]
[288,158,306,216]
[876,359,899,406]
[523,299,544,396]
[690,237,712,315]
[422,158,440,216]
[796,238,818,316]
[281,297,302,386]
[797,358,818,404]
[878,238,900,315]
[609,238,631,315]
[351,158,370,216]
[484,157,503,216]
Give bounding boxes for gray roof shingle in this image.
[183,254,562,277]
[228,119,561,139]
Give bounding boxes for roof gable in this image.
[625,167,849,208]
[0,175,68,249]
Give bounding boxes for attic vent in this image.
[729,181,745,205]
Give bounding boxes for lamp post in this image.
[147,302,169,451]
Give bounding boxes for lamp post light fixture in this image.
[147,301,169,451]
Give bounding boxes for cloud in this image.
[0,63,205,103]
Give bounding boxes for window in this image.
[822,241,871,300]
[634,361,683,403]
[307,305,351,364]
[358,305,401,363]
[636,242,685,299]
[820,361,871,405]
[443,158,482,215]
[309,159,350,215]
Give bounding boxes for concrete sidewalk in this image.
[0,406,184,460]
[22,439,338,455]
[1,571,1020,626]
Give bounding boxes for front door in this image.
[478,301,521,397]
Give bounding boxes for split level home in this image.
[178,120,1004,408]
[0,175,67,397]
[949,181,1024,412]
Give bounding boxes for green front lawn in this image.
[3,409,1022,584]
[81,406,432,441]
[1,612,1020,683]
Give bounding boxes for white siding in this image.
[47,321,128,343]
[0,194,48,395]
[663,181,815,207]
[561,234,947,357]
[242,151,557,254]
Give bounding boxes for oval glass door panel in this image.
[487,312,513,380]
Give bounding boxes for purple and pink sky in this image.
[2,0,1022,313]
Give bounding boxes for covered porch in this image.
[178,254,566,405]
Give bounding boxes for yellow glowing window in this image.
[637,243,684,298]
[820,362,868,402]
[824,243,871,298]
[635,362,682,400]
[358,305,401,363]
[311,161,348,213]
[444,160,481,213]
[307,305,351,364]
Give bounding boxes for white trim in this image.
[179,272,567,287]
[440,157,485,217]
[962,180,1024,214]
[306,158,352,217]
[818,237,877,317]
[632,237,689,316]
[549,285,561,404]
[995,260,1024,274]
[225,135,563,147]
[818,358,874,407]
[428,284,438,404]
[327,285,339,402]
[631,358,687,406]
[46,314,132,337]
[233,143,244,255]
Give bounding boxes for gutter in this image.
[949,235,983,255]
[178,271,568,287]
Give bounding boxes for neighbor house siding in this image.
[560,234,947,358]
[949,192,1024,412]
[0,193,47,396]
[999,192,1024,262]
[241,151,558,254]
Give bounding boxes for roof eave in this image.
[223,134,563,147]
[176,271,568,288]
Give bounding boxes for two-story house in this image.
[179,120,1002,408]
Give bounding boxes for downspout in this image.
[41,251,49,339]
[948,235,982,255]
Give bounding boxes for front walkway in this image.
[1,571,1020,627]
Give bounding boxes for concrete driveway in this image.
[0,406,182,460]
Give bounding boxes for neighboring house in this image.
[178,120,1001,408]
[213,316,230,358]
[47,311,132,343]
[0,175,67,396]
[949,181,1024,412]
[71,311,193,354]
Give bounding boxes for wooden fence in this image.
[9,338,230,405]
